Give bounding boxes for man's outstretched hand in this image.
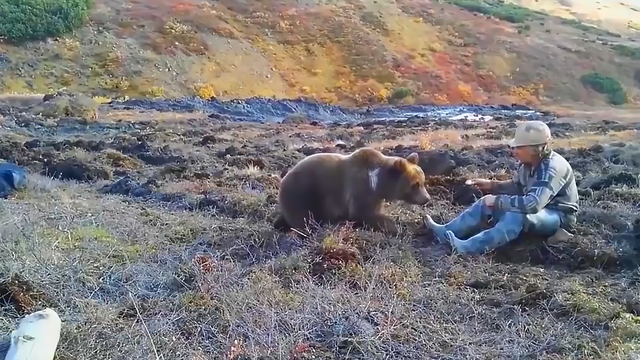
[466,179,497,207]
[465,178,493,192]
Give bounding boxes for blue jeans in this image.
[426,195,563,255]
[0,163,27,198]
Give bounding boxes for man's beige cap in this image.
[508,120,552,147]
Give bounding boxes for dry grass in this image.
[365,129,481,150]
[366,125,640,151]
[552,130,640,149]
[0,94,45,107]
[543,105,640,124]
[100,109,209,123]
[0,110,640,359]
[0,180,616,358]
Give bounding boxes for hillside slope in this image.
[0,0,639,107]
[510,0,640,35]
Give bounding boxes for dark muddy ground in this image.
[0,97,639,359]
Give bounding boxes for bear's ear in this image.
[389,158,406,177]
[406,152,419,165]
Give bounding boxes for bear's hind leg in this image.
[284,210,322,235]
[280,191,326,234]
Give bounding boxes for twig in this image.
[290,227,309,238]
[129,292,161,360]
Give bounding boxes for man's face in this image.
[510,145,537,164]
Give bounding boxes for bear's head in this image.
[382,152,431,205]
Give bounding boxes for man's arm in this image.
[494,159,570,214]
[491,179,522,195]
[490,166,523,195]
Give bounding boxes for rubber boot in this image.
[443,212,525,255]
[424,200,487,244]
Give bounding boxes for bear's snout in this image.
[412,187,431,205]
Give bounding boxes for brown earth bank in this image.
[0,98,639,359]
[2,0,640,108]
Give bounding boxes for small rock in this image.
[353,139,366,148]
[335,140,348,150]
[200,135,218,146]
[418,151,457,176]
[100,176,154,197]
[281,113,309,125]
[393,144,406,152]
[22,139,42,149]
[224,145,239,156]
[589,144,605,153]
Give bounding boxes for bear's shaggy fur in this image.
[273,147,431,235]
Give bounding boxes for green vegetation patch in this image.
[580,72,628,105]
[561,19,622,38]
[611,44,640,60]
[390,87,412,101]
[445,0,545,23]
[0,0,93,42]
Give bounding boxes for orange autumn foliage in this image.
[87,0,549,105]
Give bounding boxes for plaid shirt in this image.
[493,151,579,223]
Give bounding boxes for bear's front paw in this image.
[364,215,399,236]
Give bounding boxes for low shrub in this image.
[446,0,544,23]
[390,87,412,101]
[580,72,628,105]
[0,0,93,42]
[30,93,99,120]
[611,44,640,60]
[561,19,622,38]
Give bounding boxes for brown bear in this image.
[273,147,431,235]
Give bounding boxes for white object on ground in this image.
[3,308,62,360]
[449,113,493,122]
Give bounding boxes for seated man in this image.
[424,120,579,255]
